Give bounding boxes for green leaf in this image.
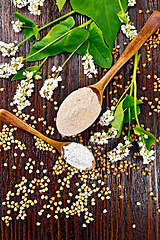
[33,26,40,40]
[14,12,34,27]
[26,17,75,62]
[123,106,140,123]
[14,12,39,41]
[56,28,89,53]
[56,0,67,11]
[77,22,112,68]
[123,96,142,109]
[111,101,124,136]
[70,0,128,50]
[26,20,89,62]
[133,125,156,150]
[11,66,40,81]
[24,29,35,42]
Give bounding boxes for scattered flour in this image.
[62,142,94,170]
[56,87,101,136]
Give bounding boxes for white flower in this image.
[51,66,57,72]
[121,23,137,40]
[12,20,23,33]
[0,56,23,78]
[99,106,115,126]
[13,0,45,15]
[108,137,132,162]
[128,0,136,7]
[39,74,62,100]
[138,139,155,164]
[13,0,28,8]
[34,74,42,80]
[90,127,118,145]
[82,52,98,78]
[0,41,19,57]
[12,78,34,110]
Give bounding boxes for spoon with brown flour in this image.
[0,109,95,171]
[56,11,160,136]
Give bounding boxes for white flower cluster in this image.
[82,53,98,78]
[12,20,23,33]
[13,0,45,15]
[28,0,45,15]
[99,106,115,126]
[0,57,24,79]
[108,136,132,162]
[138,135,155,164]
[121,24,137,40]
[0,41,18,57]
[128,0,136,7]
[39,66,62,100]
[13,0,28,8]
[12,71,35,110]
[90,127,118,145]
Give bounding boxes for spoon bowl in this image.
[0,109,95,171]
[56,11,160,136]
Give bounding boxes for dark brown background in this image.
[0,0,160,239]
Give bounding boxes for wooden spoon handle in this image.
[0,109,62,153]
[97,11,160,92]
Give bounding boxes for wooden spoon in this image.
[89,11,160,105]
[0,109,95,170]
[56,11,160,136]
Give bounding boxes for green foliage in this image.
[56,0,67,11]
[70,0,128,49]
[111,95,143,137]
[14,12,40,41]
[111,101,124,137]
[77,22,112,68]
[11,66,40,81]
[123,106,140,123]
[133,125,156,150]
[123,96,142,108]
[26,17,89,62]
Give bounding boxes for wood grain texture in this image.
[0,0,160,240]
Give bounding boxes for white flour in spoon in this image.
[62,142,94,170]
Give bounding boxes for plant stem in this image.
[56,42,85,78]
[39,56,48,68]
[117,0,124,13]
[39,10,75,31]
[115,82,133,108]
[78,19,92,28]
[133,52,141,127]
[16,10,76,48]
[17,34,34,47]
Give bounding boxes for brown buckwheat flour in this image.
[56,87,101,136]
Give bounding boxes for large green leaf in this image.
[70,0,128,49]
[26,17,75,61]
[26,20,89,62]
[123,106,140,123]
[77,22,112,68]
[133,125,156,150]
[14,12,40,41]
[56,0,67,11]
[111,101,124,137]
[123,96,142,108]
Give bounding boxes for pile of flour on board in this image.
[62,142,94,170]
[56,87,101,136]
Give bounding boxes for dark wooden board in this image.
[0,0,160,239]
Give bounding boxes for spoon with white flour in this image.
[0,109,95,171]
[56,11,160,136]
